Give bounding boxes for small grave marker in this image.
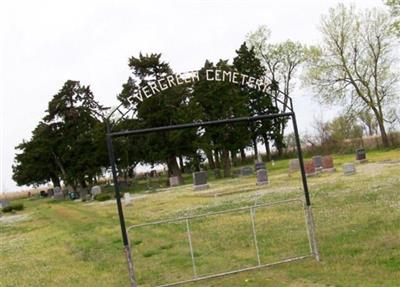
[322,155,336,172]
[193,171,209,191]
[254,161,266,171]
[312,155,323,172]
[305,160,317,177]
[53,186,64,200]
[256,169,268,185]
[0,199,10,208]
[289,159,300,173]
[355,148,368,163]
[343,163,356,175]
[240,166,253,176]
[91,186,102,198]
[169,176,180,187]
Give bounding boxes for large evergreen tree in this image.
[118,53,199,183]
[233,42,280,161]
[13,80,107,191]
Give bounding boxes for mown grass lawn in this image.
[1,149,400,286]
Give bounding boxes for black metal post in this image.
[106,122,137,287]
[291,113,311,206]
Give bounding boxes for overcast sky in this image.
[1,0,386,193]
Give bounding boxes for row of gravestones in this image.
[288,148,368,177]
[170,161,269,191]
[45,185,103,201]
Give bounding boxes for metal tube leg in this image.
[304,205,320,262]
[124,243,137,286]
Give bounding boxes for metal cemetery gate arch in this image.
[105,70,320,287]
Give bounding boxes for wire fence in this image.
[127,198,313,287]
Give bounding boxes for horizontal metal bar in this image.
[127,198,302,230]
[157,255,312,287]
[109,112,293,138]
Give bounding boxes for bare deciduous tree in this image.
[303,4,400,148]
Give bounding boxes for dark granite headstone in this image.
[240,166,253,176]
[355,148,367,163]
[40,190,48,197]
[312,155,323,171]
[254,161,266,171]
[193,171,209,190]
[256,169,268,185]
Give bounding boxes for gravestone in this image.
[79,188,90,201]
[53,186,64,200]
[355,148,368,163]
[288,159,300,173]
[304,160,317,177]
[192,171,209,191]
[322,155,336,172]
[312,155,323,172]
[68,191,78,200]
[343,163,356,175]
[124,192,133,206]
[169,176,180,187]
[256,169,268,185]
[240,166,253,176]
[213,169,222,179]
[254,161,266,171]
[119,180,130,188]
[0,199,10,208]
[40,190,48,197]
[47,189,54,197]
[91,186,102,198]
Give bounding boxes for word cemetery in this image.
[129,69,273,103]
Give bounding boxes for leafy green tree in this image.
[193,59,249,176]
[385,0,400,37]
[13,122,61,188]
[13,80,108,192]
[233,42,280,161]
[303,4,399,148]
[119,53,199,183]
[328,115,364,142]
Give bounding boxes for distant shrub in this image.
[2,203,24,213]
[94,193,111,201]
[2,206,13,213]
[12,203,24,211]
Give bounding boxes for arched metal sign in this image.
[105,70,320,287]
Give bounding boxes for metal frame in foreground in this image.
[127,198,315,287]
[106,112,321,287]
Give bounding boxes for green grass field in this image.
[1,150,400,286]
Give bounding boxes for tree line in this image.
[13,3,399,192]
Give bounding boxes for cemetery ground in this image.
[1,149,399,287]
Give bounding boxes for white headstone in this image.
[91,186,102,197]
[124,192,133,206]
[53,186,64,200]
